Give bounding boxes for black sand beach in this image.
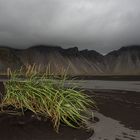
[0,112,93,140]
[0,80,140,140]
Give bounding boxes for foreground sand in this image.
[0,111,93,140]
[0,84,140,140]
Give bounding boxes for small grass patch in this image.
[1,67,95,132]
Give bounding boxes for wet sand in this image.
[86,89,140,140]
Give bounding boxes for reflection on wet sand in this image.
[87,112,140,140]
[84,88,140,140]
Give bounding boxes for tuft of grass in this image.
[1,67,95,132]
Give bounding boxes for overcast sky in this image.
[0,0,140,53]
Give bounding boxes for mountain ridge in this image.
[0,45,140,75]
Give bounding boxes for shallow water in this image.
[67,80,140,92]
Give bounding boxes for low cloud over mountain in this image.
[0,0,140,53]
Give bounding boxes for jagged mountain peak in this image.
[119,45,140,51]
[0,45,139,75]
[106,45,140,56]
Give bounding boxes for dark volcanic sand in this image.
[0,112,93,140]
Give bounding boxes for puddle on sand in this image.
[86,112,140,140]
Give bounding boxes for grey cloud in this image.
[0,0,140,53]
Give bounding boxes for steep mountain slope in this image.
[105,45,140,75]
[0,45,140,75]
[15,45,105,75]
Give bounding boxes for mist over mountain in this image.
[0,45,140,75]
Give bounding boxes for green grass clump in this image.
[1,71,95,131]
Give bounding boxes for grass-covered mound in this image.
[1,70,95,131]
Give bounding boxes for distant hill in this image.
[0,45,140,75]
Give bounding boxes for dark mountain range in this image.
[0,45,140,75]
